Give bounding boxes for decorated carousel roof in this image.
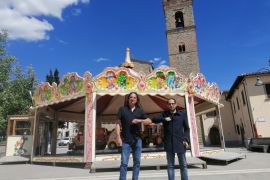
[33,49,220,108]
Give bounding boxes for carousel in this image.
[4,49,224,166]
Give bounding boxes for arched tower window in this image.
[179,43,185,53]
[175,11,184,28]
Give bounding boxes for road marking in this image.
[23,168,270,180]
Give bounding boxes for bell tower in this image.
[163,0,200,77]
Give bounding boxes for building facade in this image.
[219,92,241,146]
[131,59,154,75]
[163,0,200,77]
[226,72,270,144]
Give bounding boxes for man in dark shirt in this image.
[145,98,190,180]
[116,92,150,180]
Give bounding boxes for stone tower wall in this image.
[163,0,200,77]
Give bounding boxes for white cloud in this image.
[157,60,167,67]
[149,57,167,67]
[0,0,89,41]
[81,0,90,3]
[158,64,169,68]
[149,57,162,63]
[56,38,68,45]
[72,8,82,16]
[95,57,110,63]
[154,57,161,62]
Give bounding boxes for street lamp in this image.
[255,76,264,86]
[254,60,270,86]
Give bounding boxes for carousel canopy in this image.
[33,66,220,109]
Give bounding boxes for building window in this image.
[236,124,240,135]
[264,83,270,98]
[179,43,186,53]
[241,91,246,105]
[233,101,236,113]
[236,97,240,110]
[175,11,184,28]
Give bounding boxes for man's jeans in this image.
[119,138,142,180]
[166,151,188,180]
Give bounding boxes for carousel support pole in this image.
[84,92,96,171]
[30,108,38,162]
[51,112,58,155]
[199,114,206,145]
[185,93,200,157]
[216,105,226,150]
[32,108,41,158]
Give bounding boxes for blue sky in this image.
[1,0,270,91]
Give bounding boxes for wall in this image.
[132,60,153,75]
[230,81,254,142]
[245,75,270,137]
[201,114,217,146]
[220,93,241,146]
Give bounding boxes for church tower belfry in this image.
[163,0,200,77]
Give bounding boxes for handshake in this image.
[132,116,172,125]
[132,118,153,125]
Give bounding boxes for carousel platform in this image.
[0,156,30,164]
[199,151,246,165]
[91,152,207,173]
[32,156,84,164]
[198,146,246,164]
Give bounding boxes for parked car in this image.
[58,137,70,146]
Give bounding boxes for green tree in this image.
[54,68,60,85]
[46,68,60,85]
[0,31,37,138]
[46,69,54,84]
